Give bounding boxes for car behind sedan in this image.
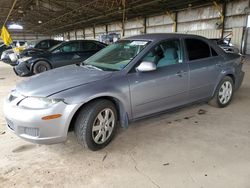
[14,40,107,76]
[1,39,62,66]
[210,38,240,54]
[4,34,244,151]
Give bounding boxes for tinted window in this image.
[50,40,60,47]
[185,39,211,61]
[60,42,80,52]
[142,39,182,68]
[36,41,49,49]
[211,48,218,56]
[19,42,25,46]
[82,42,98,51]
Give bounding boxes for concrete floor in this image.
[0,60,250,188]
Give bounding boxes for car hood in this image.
[21,48,46,57]
[16,65,113,97]
[3,49,14,53]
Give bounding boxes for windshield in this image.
[84,40,150,71]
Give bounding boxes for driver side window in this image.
[142,39,182,68]
[59,42,80,52]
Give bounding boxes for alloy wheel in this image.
[218,81,233,104]
[92,108,115,144]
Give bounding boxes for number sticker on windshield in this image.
[129,41,148,46]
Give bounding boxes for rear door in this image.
[51,41,83,68]
[185,38,223,102]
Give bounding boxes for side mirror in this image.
[136,61,156,72]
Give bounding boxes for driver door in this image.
[51,41,83,68]
[127,39,189,119]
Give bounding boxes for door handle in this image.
[175,70,185,77]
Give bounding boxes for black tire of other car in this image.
[74,99,118,151]
[209,76,234,108]
[33,61,51,74]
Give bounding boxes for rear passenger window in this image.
[61,42,80,52]
[82,42,98,51]
[185,39,211,61]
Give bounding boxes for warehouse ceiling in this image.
[0,0,232,35]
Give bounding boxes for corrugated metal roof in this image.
[0,0,234,35]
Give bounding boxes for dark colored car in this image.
[210,38,240,54]
[33,39,61,50]
[0,41,26,57]
[0,44,10,57]
[1,39,62,66]
[14,40,107,76]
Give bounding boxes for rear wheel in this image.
[74,100,118,151]
[33,61,51,74]
[209,76,234,108]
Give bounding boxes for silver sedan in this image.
[3,34,245,151]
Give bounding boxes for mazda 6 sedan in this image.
[3,34,245,151]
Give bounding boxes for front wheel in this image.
[33,61,51,74]
[74,100,118,151]
[209,76,234,108]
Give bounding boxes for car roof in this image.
[59,40,106,45]
[124,33,209,42]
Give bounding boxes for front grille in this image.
[24,127,39,137]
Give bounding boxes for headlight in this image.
[19,97,63,109]
[1,53,5,59]
[19,56,32,63]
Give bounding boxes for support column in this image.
[166,11,177,33]
[122,0,126,37]
[221,2,226,38]
[213,1,226,38]
[143,17,147,34]
[105,24,108,34]
[83,28,85,39]
[93,25,96,39]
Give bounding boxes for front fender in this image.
[50,75,132,127]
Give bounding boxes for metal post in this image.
[174,12,177,33]
[122,0,126,37]
[143,17,147,34]
[93,25,96,39]
[166,11,177,33]
[221,2,226,39]
[83,28,85,39]
[213,1,226,38]
[105,24,108,34]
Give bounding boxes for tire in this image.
[33,61,51,74]
[74,100,118,151]
[209,76,234,108]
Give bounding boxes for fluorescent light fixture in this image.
[8,23,23,30]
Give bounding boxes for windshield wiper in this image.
[84,64,103,71]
